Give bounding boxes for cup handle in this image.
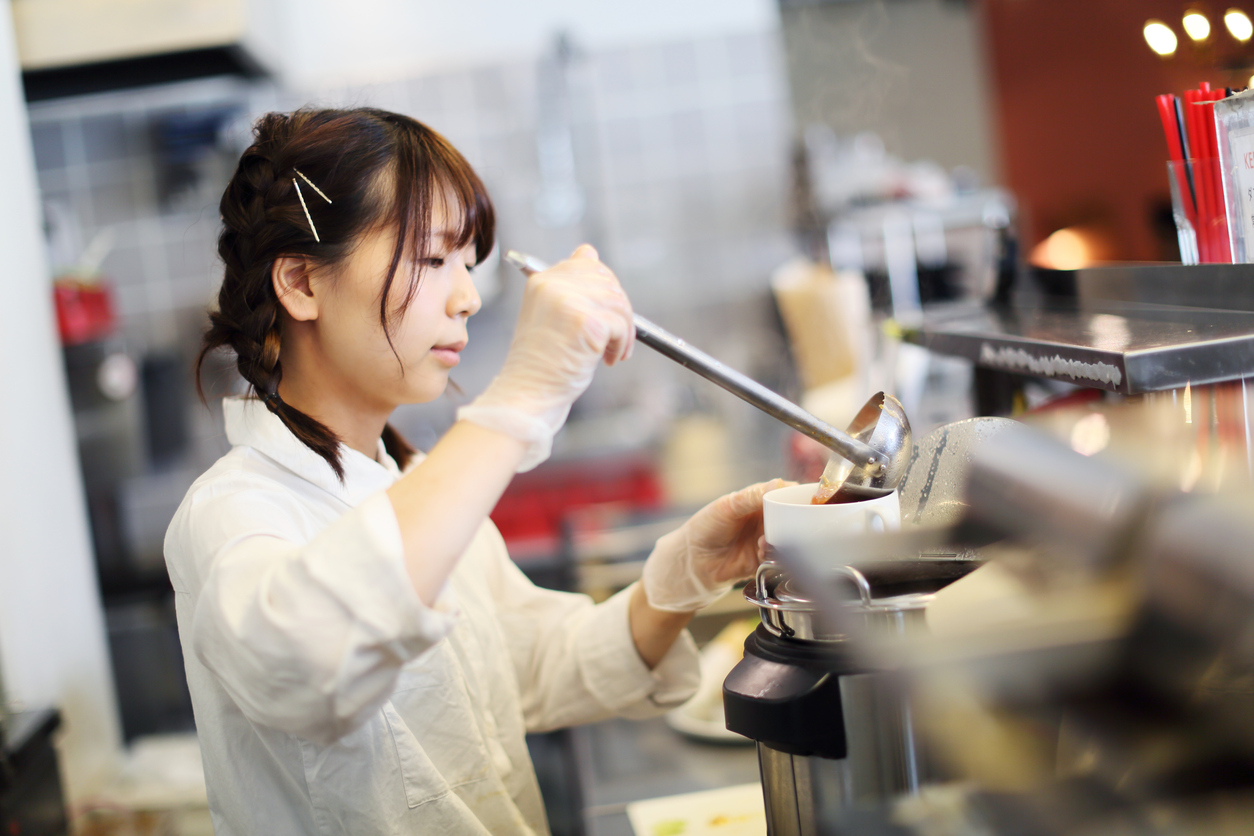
[868,510,887,533]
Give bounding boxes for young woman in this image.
[165,107,783,835]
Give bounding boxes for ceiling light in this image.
[1144,20,1180,55]
[1184,11,1212,40]
[1227,8,1254,41]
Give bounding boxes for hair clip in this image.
[292,168,332,242]
[262,389,283,409]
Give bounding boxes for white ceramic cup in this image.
[762,483,901,551]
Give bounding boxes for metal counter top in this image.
[905,299,1254,394]
[572,716,761,836]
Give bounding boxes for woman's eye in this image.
[423,257,446,268]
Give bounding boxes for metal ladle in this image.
[813,392,912,503]
[503,251,913,499]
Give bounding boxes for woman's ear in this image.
[272,256,319,322]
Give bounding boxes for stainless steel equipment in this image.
[724,418,1016,835]
[727,559,972,836]
[897,415,1020,528]
[771,416,1254,835]
[905,264,1254,394]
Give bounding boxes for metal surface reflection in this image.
[743,409,1254,835]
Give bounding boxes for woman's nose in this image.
[451,263,482,318]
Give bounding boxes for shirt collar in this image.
[223,396,401,506]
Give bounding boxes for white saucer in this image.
[665,704,752,745]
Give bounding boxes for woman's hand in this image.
[489,243,633,421]
[642,479,792,613]
[457,244,634,470]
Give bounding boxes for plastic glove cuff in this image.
[641,575,731,613]
[456,403,553,473]
[641,531,733,613]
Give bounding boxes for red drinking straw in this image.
[1197,88,1228,262]
[1205,89,1233,261]
[1183,90,1214,261]
[1190,88,1225,262]
[1156,94,1185,161]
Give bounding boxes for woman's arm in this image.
[487,480,783,732]
[628,584,694,669]
[388,244,634,605]
[483,534,701,732]
[386,420,525,604]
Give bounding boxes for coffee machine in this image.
[723,418,1015,835]
[733,412,1254,836]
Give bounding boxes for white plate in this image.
[627,782,765,836]
[665,705,752,745]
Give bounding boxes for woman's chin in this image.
[396,373,454,405]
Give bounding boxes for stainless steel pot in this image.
[727,560,959,836]
[744,560,936,642]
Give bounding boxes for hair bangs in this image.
[434,143,495,265]
[373,114,497,355]
[394,127,495,269]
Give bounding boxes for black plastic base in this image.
[723,625,863,759]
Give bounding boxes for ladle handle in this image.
[504,251,883,470]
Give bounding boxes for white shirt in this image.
[164,398,700,835]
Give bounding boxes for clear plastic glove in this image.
[642,479,792,612]
[457,245,634,471]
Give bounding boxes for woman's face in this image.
[304,204,482,412]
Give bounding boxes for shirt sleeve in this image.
[182,486,455,746]
[482,526,700,733]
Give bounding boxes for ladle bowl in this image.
[815,392,913,503]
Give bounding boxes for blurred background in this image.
[6,0,1254,834]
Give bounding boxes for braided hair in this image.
[196,108,495,478]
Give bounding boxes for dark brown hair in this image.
[196,108,495,478]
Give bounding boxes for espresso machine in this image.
[724,418,1013,835]
[734,409,1254,836]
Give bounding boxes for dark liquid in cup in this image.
[810,490,859,505]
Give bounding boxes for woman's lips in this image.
[430,341,465,367]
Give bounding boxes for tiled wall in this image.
[28,28,797,489]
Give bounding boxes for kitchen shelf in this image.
[903,264,1254,394]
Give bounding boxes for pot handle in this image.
[834,564,874,606]
[754,559,789,600]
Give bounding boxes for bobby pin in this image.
[294,168,332,204]
[292,168,332,242]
